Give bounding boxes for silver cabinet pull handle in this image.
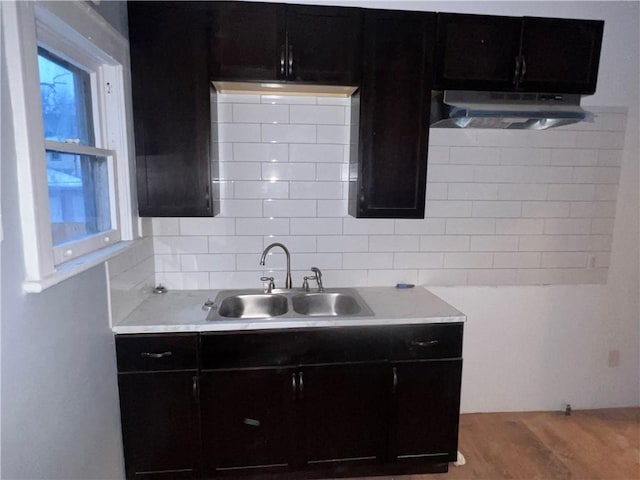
[298,371,304,398]
[392,367,398,394]
[280,44,286,76]
[410,340,439,347]
[192,376,198,401]
[291,372,297,399]
[513,55,521,85]
[520,55,527,81]
[140,351,172,359]
[288,44,294,76]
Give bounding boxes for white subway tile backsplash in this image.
[218,123,261,142]
[419,269,468,286]
[446,218,496,235]
[149,94,624,288]
[236,218,289,236]
[209,236,263,254]
[472,201,522,218]
[550,149,598,166]
[181,254,236,272]
[497,184,548,200]
[263,235,317,253]
[521,201,571,218]
[343,253,393,270]
[541,252,588,268]
[449,146,500,165]
[219,162,262,180]
[234,181,289,199]
[470,236,518,252]
[343,218,394,235]
[597,149,623,166]
[290,144,344,163]
[220,199,263,217]
[233,104,289,124]
[544,218,591,235]
[420,235,470,252]
[444,252,493,269]
[367,269,418,286]
[262,124,316,143]
[291,105,345,125]
[425,200,473,217]
[290,218,343,235]
[394,252,444,269]
[318,198,347,217]
[179,218,236,236]
[395,219,446,235]
[233,143,289,163]
[448,183,498,200]
[264,199,316,217]
[262,162,316,181]
[318,235,368,252]
[467,269,519,285]
[495,219,544,235]
[493,252,541,268]
[152,218,180,236]
[290,182,343,199]
[370,235,419,252]
[154,236,209,254]
[317,125,350,144]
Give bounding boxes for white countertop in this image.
[112,286,466,334]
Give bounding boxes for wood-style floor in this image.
[359,408,640,480]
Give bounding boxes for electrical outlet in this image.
[608,349,621,367]
[587,254,597,269]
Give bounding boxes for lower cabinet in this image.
[200,368,296,474]
[115,325,463,479]
[118,372,200,479]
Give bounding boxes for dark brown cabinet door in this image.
[129,2,215,217]
[118,372,200,479]
[389,360,462,464]
[199,368,296,475]
[435,13,522,91]
[299,363,389,468]
[519,17,604,94]
[210,2,286,81]
[350,10,435,218]
[286,5,362,85]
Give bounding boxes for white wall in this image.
[0,2,128,478]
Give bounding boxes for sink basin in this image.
[207,288,373,321]
[292,292,363,316]
[218,294,288,319]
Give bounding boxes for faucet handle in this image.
[260,276,276,293]
[302,276,315,291]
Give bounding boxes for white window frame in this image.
[3,1,138,292]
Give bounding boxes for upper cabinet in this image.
[210,2,362,85]
[435,13,604,94]
[129,2,216,217]
[349,10,436,219]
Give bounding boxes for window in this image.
[4,2,136,291]
[37,47,121,264]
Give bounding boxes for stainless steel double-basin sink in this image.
[206,288,374,321]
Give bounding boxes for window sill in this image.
[23,241,138,293]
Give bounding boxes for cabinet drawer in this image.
[389,324,463,360]
[201,331,299,369]
[296,327,388,364]
[116,334,198,372]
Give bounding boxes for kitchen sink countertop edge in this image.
[112,286,466,334]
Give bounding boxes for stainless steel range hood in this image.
[430,90,593,130]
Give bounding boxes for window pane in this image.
[38,48,95,146]
[47,151,112,246]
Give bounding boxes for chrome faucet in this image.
[259,243,292,289]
